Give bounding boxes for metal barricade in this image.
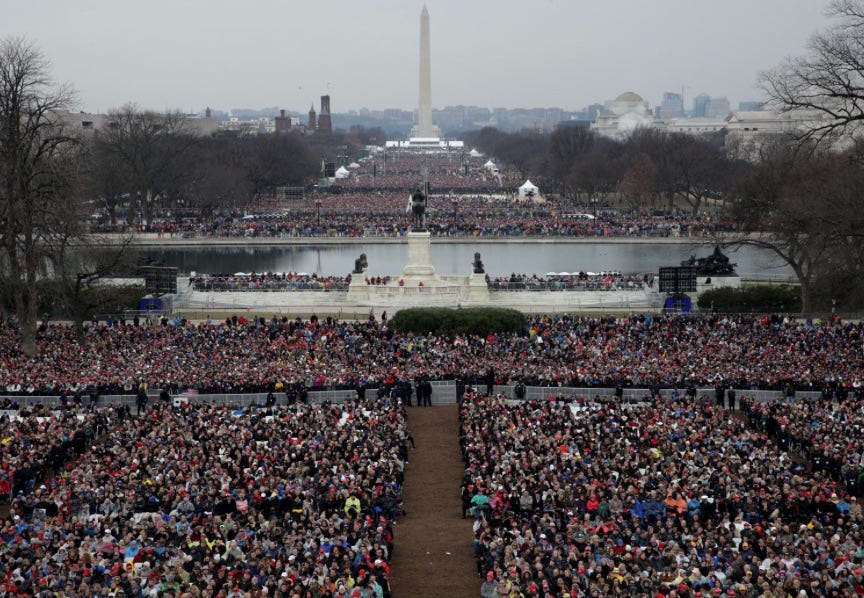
[0,386,825,409]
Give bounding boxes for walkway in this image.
[389,405,477,597]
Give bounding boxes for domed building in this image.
[610,92,648,115]
[592,91,656,138]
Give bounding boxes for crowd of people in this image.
[487,273,653,293]
[2,398,410,597]
[461,390,864,597]
[186,272,652,294]
[88,152,730,241]
[3,379,864,597]
[346,152,522,191]
[741,397,864,498]
[189,274,350,293]
[3,310,864,595]
[100,199,725,241]
[1,314,863,398]
[0,407,114,509]
[7,144,856,597]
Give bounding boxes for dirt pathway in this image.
[389,405,477,597]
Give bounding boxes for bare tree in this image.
[243,133,318,199]
[616,151,658,209]
[629,130,731,216]
[46,226,138,335]
[545,128,625,201]
[89,138,133,226]
[183,136,254,215]
[547,126,593,197]
[0,37,77,355]
[95,104,199,227]
[727,136,857,314]
[761,0,864,144]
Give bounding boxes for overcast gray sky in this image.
[4,0,832,114]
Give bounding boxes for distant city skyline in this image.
[4,0,832,114]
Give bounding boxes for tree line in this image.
[464,125,864,315]
[464,125,742,217]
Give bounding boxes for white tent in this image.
[469,148,483,157]
[518,179,539,198]
[348,162,360,169]
[335,166,351,179]
[483,159,497,171]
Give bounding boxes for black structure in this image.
[410,186,427,231]
[138,266,178,295]
[352,253,368,274]
[472,252,485,274]
[659,266,696,294]
[681,246,737,276]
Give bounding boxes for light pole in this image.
[176,199,184,237]
[316,199,322,228]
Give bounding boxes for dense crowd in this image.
[187,272,651,293]
[4,312,864,596]
[2,398,410,597]
[106,200,725,241]
[488,273,653,292]
[89,153,730,240]
[342,151,524,192]
[462,391,864,597]
[0,407,114,507]
[741,398,864,497]
[2,315,864,397]
[190,274,350,293]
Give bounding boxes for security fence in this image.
[0,384,822,410]
[490,385,822,408]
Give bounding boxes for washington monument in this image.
[411,5,441,139]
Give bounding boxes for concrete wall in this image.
[180,286,659,312]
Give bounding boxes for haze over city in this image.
[4,0,833,114]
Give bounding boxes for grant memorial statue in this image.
[410,186,427,231]
[681,246,737,276]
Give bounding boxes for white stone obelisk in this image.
[412,5,440,139]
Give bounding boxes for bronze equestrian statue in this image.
[352,253,368,274]
[681,246,737,276]
[472,252,485,274]
[410,186,427,231]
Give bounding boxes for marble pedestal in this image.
[346,271,370,302]
[468,272,490,302]
[401,231,440,284]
